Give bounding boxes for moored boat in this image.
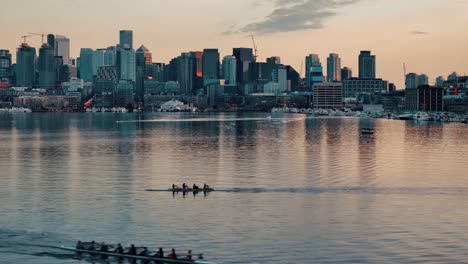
[360,128,375,135]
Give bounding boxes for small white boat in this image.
[398,113,414,120]
[414,112,431,121]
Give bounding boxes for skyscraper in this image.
[327,53,341,81]
[190,51,203,90]
[93,49,105,75]
[136,45,153,103]
[0,50,12,79]
[341,67,352,80]
[406,73,419,89]
[119,30,133,49]
[178,52,194,95]
[116,46,136,82]
[233,48,254,84]
[311,62,324,86]
[202,49,220,83]
[222,55,237,85]
[358,51,376,79]
[47,34,55,49]
[104,46,116,66]
[305,54,320,88]
[418,74,429,86]
[55,35,70,65]
[79,48,94,82]
[38,43,56,89]
[16,43,36,87]
[266,56,281,65]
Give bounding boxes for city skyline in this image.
[1,0,467,87]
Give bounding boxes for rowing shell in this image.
[58,246,216,264]
[168,188,214,192]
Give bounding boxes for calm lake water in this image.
[0,112,468,264]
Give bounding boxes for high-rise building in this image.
[16,43,36,87]
[136,45,153,103]
[305,54,320,88]
[266,56,281,65]
[93,49,105,75]
[79,48,94,82]
[272,66,288,92]
[47,34,55,49]
[222,55,237,85]
[418,74,429,86]
[116,46,136,83]
[233,48,254,84]
[313,82,343,109]
[38,43,56,89]
[104,46,116,66]
[343,78,388,97]
[358,51,376,79]
[202,49,220,82]
[436,76,445,88]
[0,50,12,79]
[119,30,133,49]
[190,51,203,90]
[179,52,194,95]
[327,53,341,81]
[55,35,70,65]
[310,61,324,86]
[341,67,352,80]
[406,73,419,89]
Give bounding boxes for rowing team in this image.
[76,241,197,260]
[173,183,211,190]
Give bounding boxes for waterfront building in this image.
[341,67,352,80]
[94,66,118,107]
[418,74,429,86]
[406,73,419,89]
[79,48,94,82]
[233,48,254,84]
[358,51,376,79]
[343,78,388,97]
[222,55,237,85]
[203,49,220,84]
[406,85,443,112]
[313,82,343,109]
[38,44,56,89]
[119,30,133,49]
[327,53,341,81]
[264,82,281,95]
[285,65,300,91]
[305,54,320,88]
[271,66,288,92]
[114,80,134,106]
[16,43,36,87]
[55,35,70,65]
[0,50,12,79]
[104,46,116,66]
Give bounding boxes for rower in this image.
[167,248,177,259]
[203,183,210,190]
[193,184,199,190]
[89,240,96,251]
[76,241,84,250]
[115,243,124,254]
[99,243,109,252]
[153,247,164,258]
[185,250,193,260]
[127,244,137,255]
[172,184,179,190]
[182,183,187,190]
[139,247,149,256]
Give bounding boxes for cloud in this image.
[410,30,429,35]
[226,0,362,35]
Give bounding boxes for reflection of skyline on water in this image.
[1,113,468,263]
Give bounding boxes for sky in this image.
[1,0,467,88]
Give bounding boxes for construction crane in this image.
[29,32,46,43]
[20,35,31,44]
[250,35,258,62]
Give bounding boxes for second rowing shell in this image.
[146,188,215,192]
